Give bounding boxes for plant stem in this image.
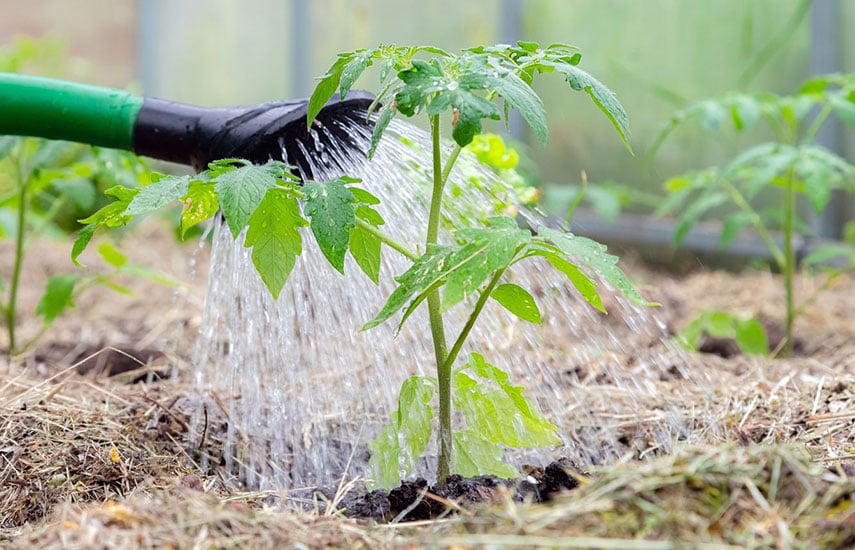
[781,169,796,356]
[721,179,786,267]
[564,172,588,224]
[802,103,833,144]
[440,145,463,187]
[427,115,452,483]
[441,268,507,375]
[7,159,27,356]
[354,217,418,261]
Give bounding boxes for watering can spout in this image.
[0,73,375,179]
[134,92,376,175]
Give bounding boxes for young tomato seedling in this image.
[0,136,160,357]
[652,73,855,356]
[78,42,649,486]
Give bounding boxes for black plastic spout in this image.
[133,91,375,179]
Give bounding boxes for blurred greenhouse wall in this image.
[136,0,851,239]
[0,0,851,242]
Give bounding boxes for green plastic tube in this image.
[0,73,143,150]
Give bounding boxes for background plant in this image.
[0,39,168,357]
[651,73,855,356]
[79,42,650,487]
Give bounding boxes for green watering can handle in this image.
[0,73,143,151]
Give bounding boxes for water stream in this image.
[189,115,718,494]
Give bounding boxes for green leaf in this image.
[463,68,548,145]
[0,135,20,161]
[441,216,530,311]
[703,311,737,338]
[467,134,520,170]
[349,212,382,284]
[369,102,396,158]
[364,217,530,330]
[97,242,127,267]
[797,159,834,213]
[125,175,190,216]
[307,55,349,129]
[368,423,401,489]
[244,188,306,299]
[830,92,855,126]
[96,279,132,296]
[71,224,97,267]
[362,243,455,331]
[491,283,541,324]
[538,227,653,307]
[730,95,761,131]
[302,179,357,274]
[368,375,436,489]
[698,100,728,132]
[677,315,705,349]
[78,185,138,228]
[553,63,632,153]
[534,248,604,313]
[673,191,727,246]
[36,274,79,322]
[451,429,518,479]
[796,146,854,212]
[446,91,501,147]
[679,311,768,356]
[720,212,754,249]
[395,376,436,474]
[350,186,381,205]
[339,50,372,97]
[30,140,78,171]
[51,178,97,210]
[215,163,280,238]
[395,58,446,116]
[180,180,219,238]
[456,353,560,448]
[735,318,770,356]
[799,75,829,94]
[803,243,855,267]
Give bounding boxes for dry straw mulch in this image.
[1,228,853,548]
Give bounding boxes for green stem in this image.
[440,145,463,187]
[427,115,452,483]
[7,159,27,356]
[354,217,418,261]
[564,175,588,224]
[802,103,833,145]
[781,169,796,356]
[441,268,507,375]
[721,178,786,267]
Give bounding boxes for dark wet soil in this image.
[337,457,586,521]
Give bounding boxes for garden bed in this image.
[1,223,853,548]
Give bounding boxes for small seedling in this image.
[677,310,769,356]
[0,136,163,357]
[78,42,649,486]
[652,73,855,356]
[0,38,171,357]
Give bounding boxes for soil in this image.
[337,456,585,521]
[1,221,853,547]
